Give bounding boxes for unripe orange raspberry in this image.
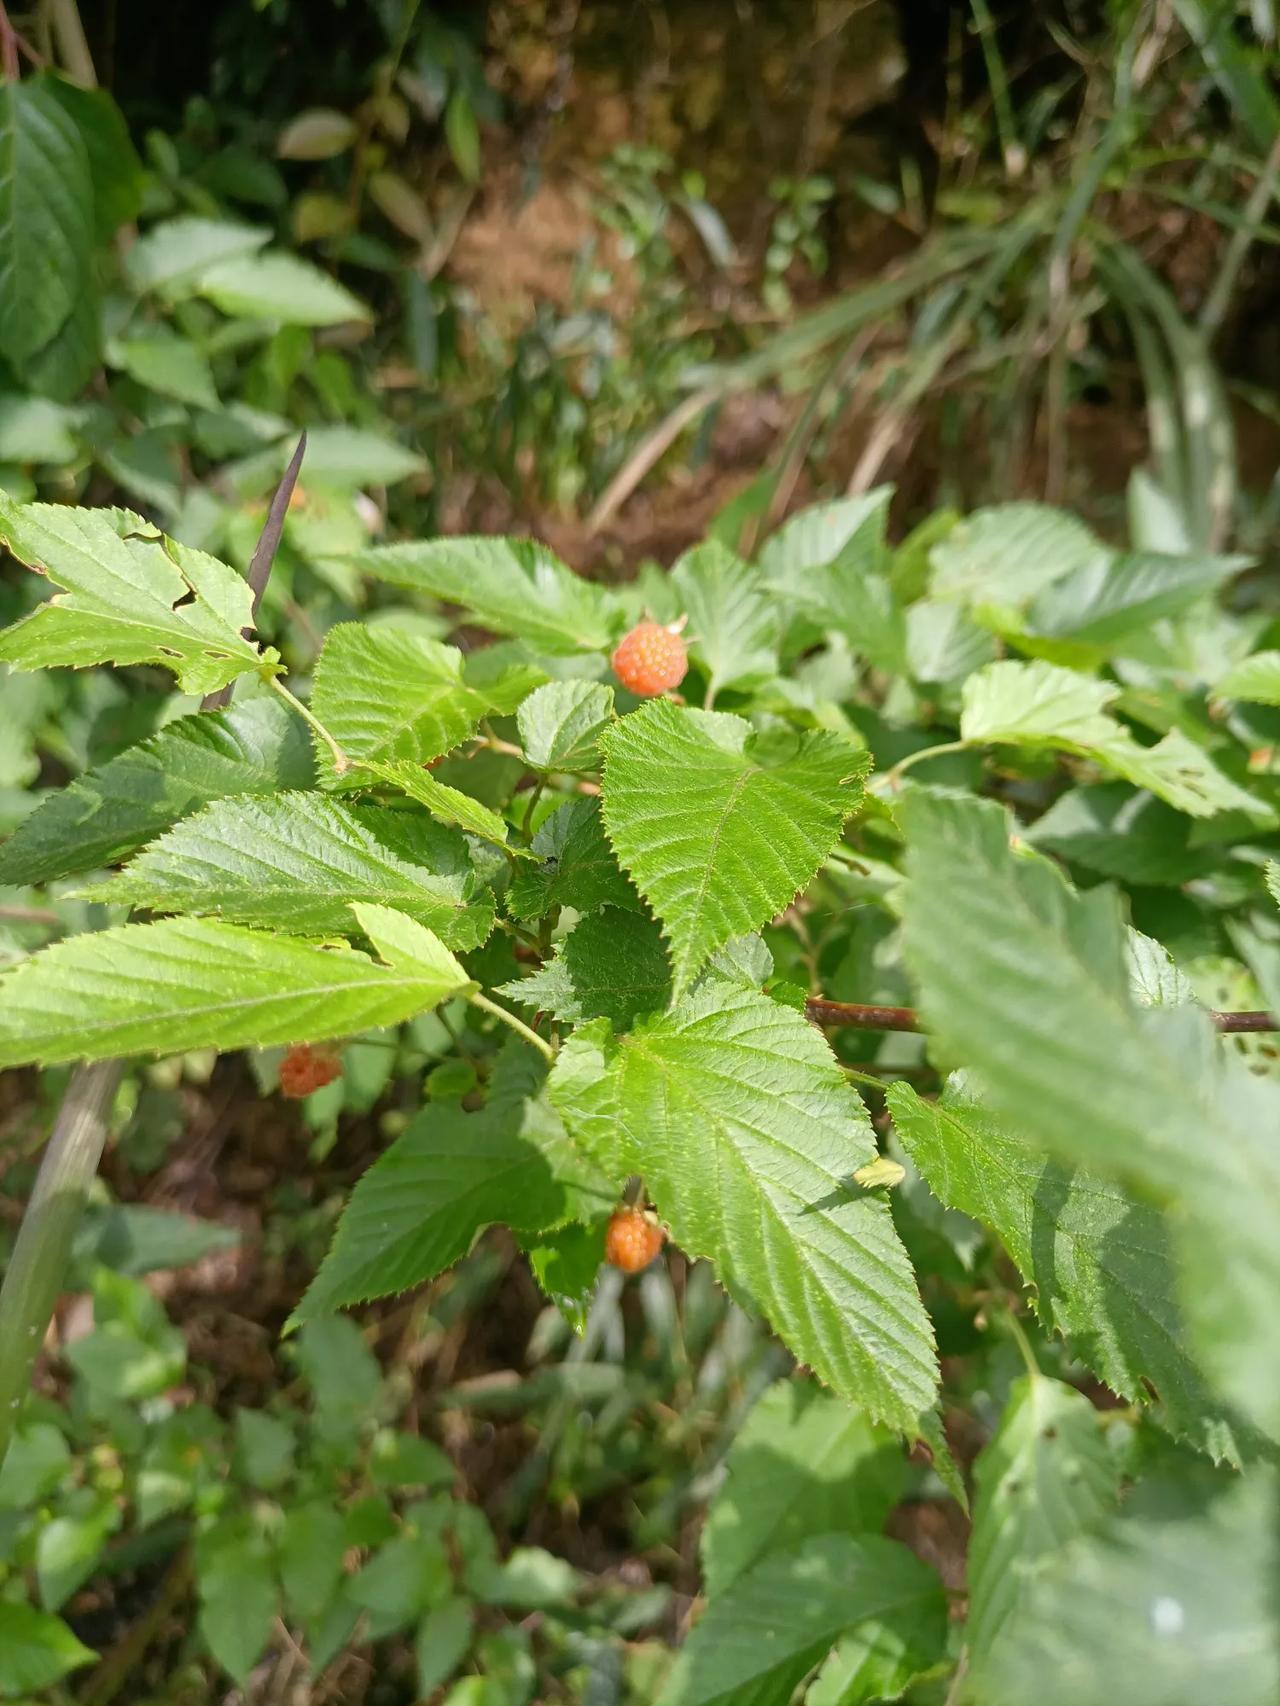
[279,1044,343,1099]
[611,620,688,697]
[604,1208,666,1273]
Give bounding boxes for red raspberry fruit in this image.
[604,1208,666,1274]
[279,1044,343,1099]
[611,620,688,697]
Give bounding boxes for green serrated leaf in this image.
[362,758,520,851]
[0,698,313,887]
[505,798,640,920]
[961,661,1270,822]
[294,1044,615,1322]
[759,495,904,674]
[523,1219,604,1334]
[517,679,614,772]
[1024,783,1212,885]
[84,792,494,949]
[290,425,424,489]
[37,1491,118,1609]
[758,490,893,585]
[279,1502,346,1622]
[985,1463,1280,1706]
[889,1081,1245,1461]
[353,535,618,654]
[1101,725,1272,822]
[656,1534,945,1706]
[312,624,489,781]
[807,1620,944,1706]
[74,1203,239,1277]
[416,1597,474,1695]
[899,787,1280,1443]
[1127,928,1195,1009]
[702,1378,907,1595]
[931,502,1108,605]
[553,984,938,1434]
[1026,549,1246,647]
[0,1601,96,1695]
[965,1374,1120,1687]
[498,907,670,1029]
[0,501,268,695]
[961,659,1119,748]
[672,541,778,698]
[0,909,472,1067]
[601,701,864,996]
[1218,650,1280,704]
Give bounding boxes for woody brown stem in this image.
[804,996,1278,1036]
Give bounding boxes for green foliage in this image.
[700,1379,907,1595]
[898,788,1280,1444]
[985,1463,1280,1704]
[0,906,472,1065]
[0,499,273,694]
[963,1374,1120,1690]
[296,1044,614,1323]
[889,1081,1250,1461]
[657,1534,945,1706]
[601,700,865,996]
[0,698,313,886]
[3,13,1280,1682]
[85,791,496,948]
[551,986,939,1434]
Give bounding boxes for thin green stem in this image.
[468,992,555,1063]
[0,1060,121,1465]
[886,738,971,788]
[842,1064,893,1091]
[520,776,546,841]
[1005,1308,1041,1381]
[268,676,351,774]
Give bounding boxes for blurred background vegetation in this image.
[0,0,1278,1700]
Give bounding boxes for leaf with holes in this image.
[354,535,618,653]
[0,501,270,696]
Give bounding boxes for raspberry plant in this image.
[3,482,1280,1700]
